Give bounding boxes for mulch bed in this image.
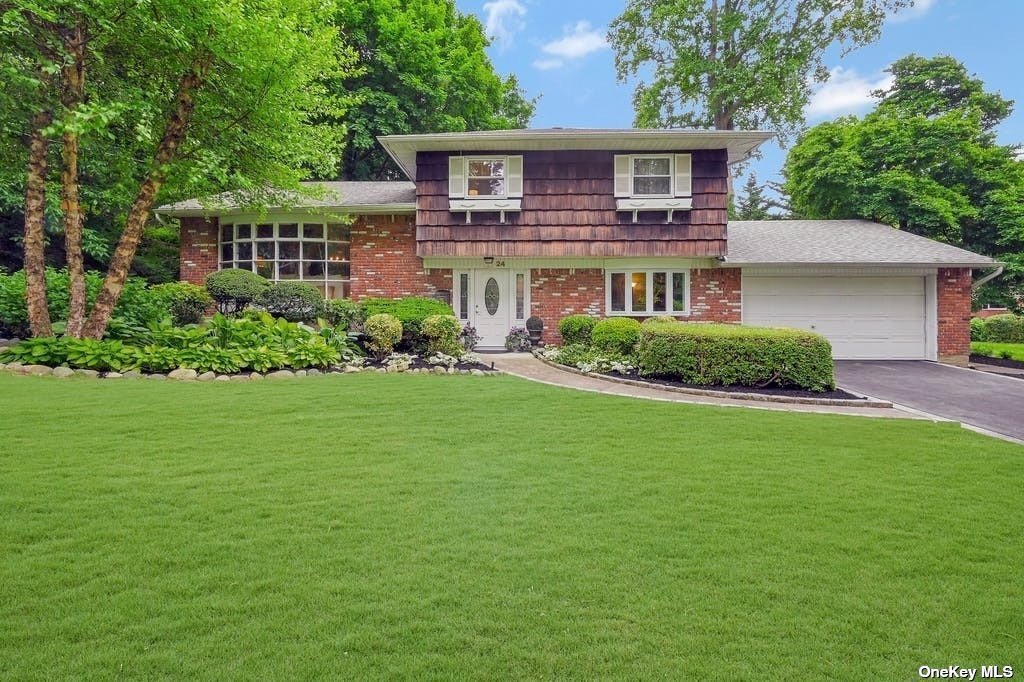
[597,369,864,400]
[970,354,1024,371]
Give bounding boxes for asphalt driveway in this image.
[835,361,1024,442]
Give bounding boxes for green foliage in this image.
[636,323,835,392]
[421,314,462,356]
[976,314,1024,343]
[504,327,532,352]
[255,281,321,322]
[970,317,987,342]
[641,315,679,326]
[363,313,403,360]
[736,173,773,220]
[330,0,535,179]
[971,342,1024,363]
[0,313,342,373]
[361,297,453,343]
[558,314,598,346]
[783,55,1024,267]
[316,298,364,330]
[150,282,212,326]
[543,343,636,374]
[205,269,270,315]
[591,318,642,355]
[0,268,171,337]
[609,0,906,140]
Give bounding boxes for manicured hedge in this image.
[635,322,835,392]
[591,317,641,354]
[974,314,1024,343]
[558,314,597,345]
[361,297,453,335]
[255,281,322,322]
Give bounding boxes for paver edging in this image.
[533,355,893,408]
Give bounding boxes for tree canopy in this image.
[783,54,1023,307]
[608,0,907,140]
[330,0,535,180]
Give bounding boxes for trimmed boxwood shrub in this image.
[421,314,462,356]
[317,298,364,330]
[970,317,987,342]
[558,314,597,345]
[205,269,270,315]
[363,313,403,359]
[151,282,212,326]
[255,281,322,322]
[636,323,835,391]
[979,314,1024,343]
[361,296,453,348]
[642,315,679,326]
[591,317,642,354]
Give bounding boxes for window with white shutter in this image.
[447,155,523,223]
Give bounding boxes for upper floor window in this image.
[467,159,506,197]
[614,153,692,199]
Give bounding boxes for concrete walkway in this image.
[487,353,920,420]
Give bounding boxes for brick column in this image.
[937,267,972,365]
[179,216,219,284]
[689,267,742,322]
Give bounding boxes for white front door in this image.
[473,270,512,348]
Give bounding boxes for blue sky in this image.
[454,0,1024,196]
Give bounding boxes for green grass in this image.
[1,372,1022,679]
[972,341,1024,362]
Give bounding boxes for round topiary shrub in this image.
[151,282,213,325]
[363,313,403,360]
[421,314,463,356]
[558,314,597,346]
[591,317,642,354]
[205,269,270,315]
[255,281,322,322]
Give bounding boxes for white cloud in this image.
[539,20,608,62]
[532,58,564,71]
[890,0,937,22]
[482,0,526,47]
[806,67,893,118]
[1015,148,1024,162]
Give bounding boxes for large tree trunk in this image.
[62,22,88,338]
[23,104,54,338]
[81,57,211,339]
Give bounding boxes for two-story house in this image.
[159,128,997,364]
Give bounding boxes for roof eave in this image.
[154,203,417,218]
[725,260,1001,269]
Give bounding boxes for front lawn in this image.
[972,341,1024,362]
[1,373,1021,678]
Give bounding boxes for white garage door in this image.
[742,275,928,360]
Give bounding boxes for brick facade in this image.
[937,267,973,365]
[349,215,451,300]
[179,216,219,284]
[689,268,742,323]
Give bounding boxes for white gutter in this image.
[972,265,1004,291]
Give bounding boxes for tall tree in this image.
[783,55,1023,305]
[608,0,908,140]
[1,0,352,338]
[330,0,535,180]
[735,173,772,220]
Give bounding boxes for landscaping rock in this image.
[196,371,216,382]
[376,367,386,373]
[168,368,198,381]
[214,375,231,382]
[344,366,361,373]
[470,369,485,376]
[250,373,264,381]
[0,362,7,371]
[26,364,52,376]
[294,369,308,378]
[51,366,75,378]
[104,372,124,379]
[266,370,295,380]
[0,338,10,347]
[6,362,25,373]
[307,368,321,376]
[74,369,99,378]
[230,374,250,382]
[122,370,142,379]
[147,373,167,381]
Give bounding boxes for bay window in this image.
[219,219,351,298]
[607,269,689,316]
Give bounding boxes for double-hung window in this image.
[631,156,673,197]
[614,153,693,222]
[448,155,524,223]
[607,269,689,316]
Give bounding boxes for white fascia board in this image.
[155,203,416,218]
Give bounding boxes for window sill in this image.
[449,198,522,224]
[615,197,693,223]
[606,311,691,317]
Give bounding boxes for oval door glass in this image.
[484,277,499,315]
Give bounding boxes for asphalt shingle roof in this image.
[155,181,415,215]
[727,219,997,267]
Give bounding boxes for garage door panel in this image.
[743,275,928,360]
